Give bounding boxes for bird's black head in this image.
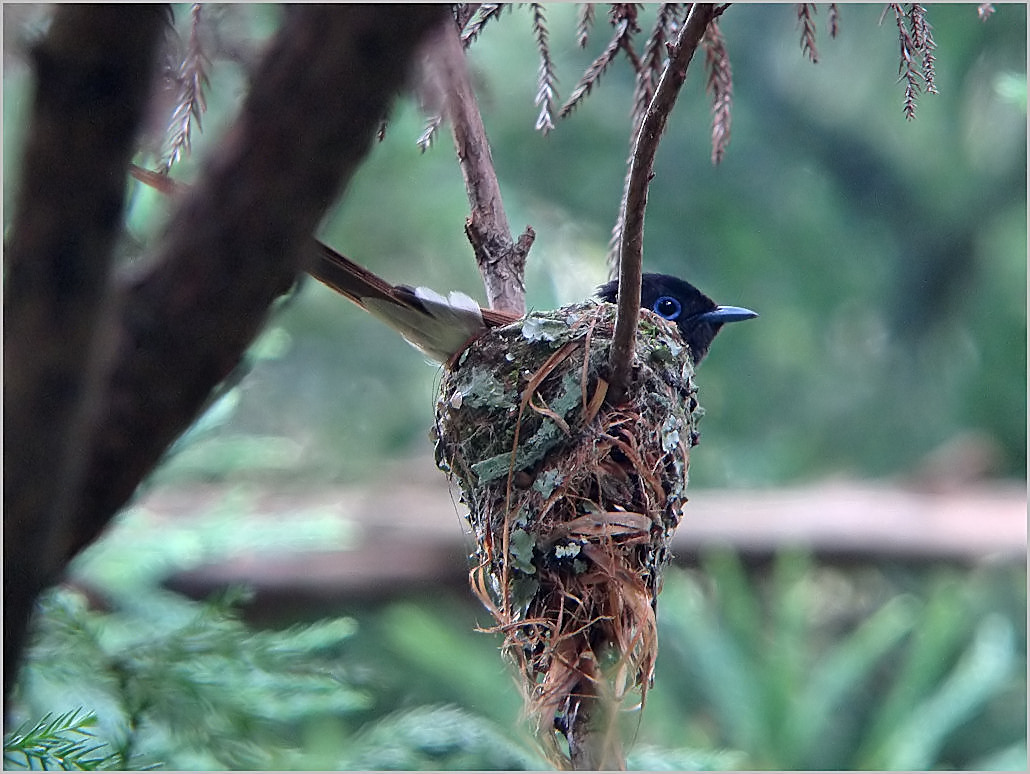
[596,272,757,365]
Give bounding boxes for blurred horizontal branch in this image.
[88,459,1025,610]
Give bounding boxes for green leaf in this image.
[878,614,1017,770]
[4,708,121,771]
[855,574,972,766]
[660,571,767,757]
[784,593,918,766]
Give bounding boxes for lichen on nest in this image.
[432,299,703,754]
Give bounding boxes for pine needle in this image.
[461,3,507,48]
[560,19,630,118]
[530,3,560,134]
[703,18,733,165]
[417,114,443,152]
[828,3,841,38]
[576,3,596,48]
[161,4,209,173]
[797,3,819,64]
[886,3,939,120]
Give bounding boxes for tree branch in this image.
[425,18,531,315]
[607,3,721,403]
[567,664,626,770]
[66,4,444,560]
[3,5,167,701]
[4,5,445,700]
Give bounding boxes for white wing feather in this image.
[362,287,486,363]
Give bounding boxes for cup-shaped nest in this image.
[433,300,702,755]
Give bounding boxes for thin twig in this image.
[605,4,696,274]
[426,18,530,314]
[567,657,625,770]
[631,4,683,139]
[608,4,721,404]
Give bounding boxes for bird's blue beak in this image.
[696,305,759,324]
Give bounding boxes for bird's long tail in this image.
[128,164,513,362]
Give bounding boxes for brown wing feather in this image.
[312,242,518,327]
[311,241,406,309]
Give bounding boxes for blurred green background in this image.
[5,4,1024,487]
[4,4,1026,771]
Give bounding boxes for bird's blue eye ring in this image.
[653,295,682,320]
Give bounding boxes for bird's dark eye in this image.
[652,295,682,320]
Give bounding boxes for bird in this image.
[597,273,757,365]
[127,164,757,365]
[316,240,757,366]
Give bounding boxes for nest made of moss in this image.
[433,299,703,758]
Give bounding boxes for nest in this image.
[432,300,702,758]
